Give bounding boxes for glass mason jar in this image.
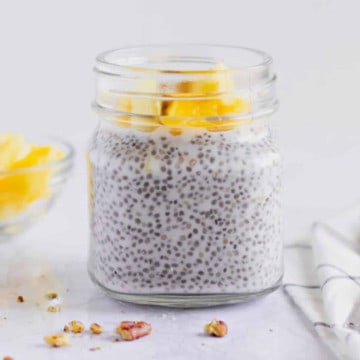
[87,45,282,307]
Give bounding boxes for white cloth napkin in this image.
[284,206,360,360]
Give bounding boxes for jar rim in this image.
[95,44,273,76]
[94,44,278,119]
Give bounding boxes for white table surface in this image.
[1,132,357,360]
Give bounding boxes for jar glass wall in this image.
[87,45,282,307]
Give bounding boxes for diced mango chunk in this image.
[116,80,161,132]
[0,136,64,221]
[165,100,220,117]
[179,63,234,94]
[0,134,30,170]
[220,96,250,115]
[164,96,250,131]
[130,79,162,116]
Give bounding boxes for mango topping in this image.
[114,64,251,134]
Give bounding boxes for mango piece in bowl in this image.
[0,135,64,221]
[0,134,30,169]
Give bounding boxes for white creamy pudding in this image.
[88,123,282,295]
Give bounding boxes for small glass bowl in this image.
[0,136,74,238]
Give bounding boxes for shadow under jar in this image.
[87,45,282,307]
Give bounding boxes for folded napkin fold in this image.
[284,206,360,360]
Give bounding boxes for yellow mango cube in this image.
[0,138,64,221]
[0,134,30,170]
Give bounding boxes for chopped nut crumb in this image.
[89,345,101,351]
[115,321,152,341]
[65,320,85,334]
[204,319,228,337]
[169,128,182,136]
[44,333,70,347]
[47,305,61,313]
[16,295,24,303]
[46,292,58,299]
[113,338,120,342]
[90,323,103,335]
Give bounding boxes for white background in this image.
[0,1,359,359]
[1,0,360,240]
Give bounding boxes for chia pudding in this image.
[88,122,282,295]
